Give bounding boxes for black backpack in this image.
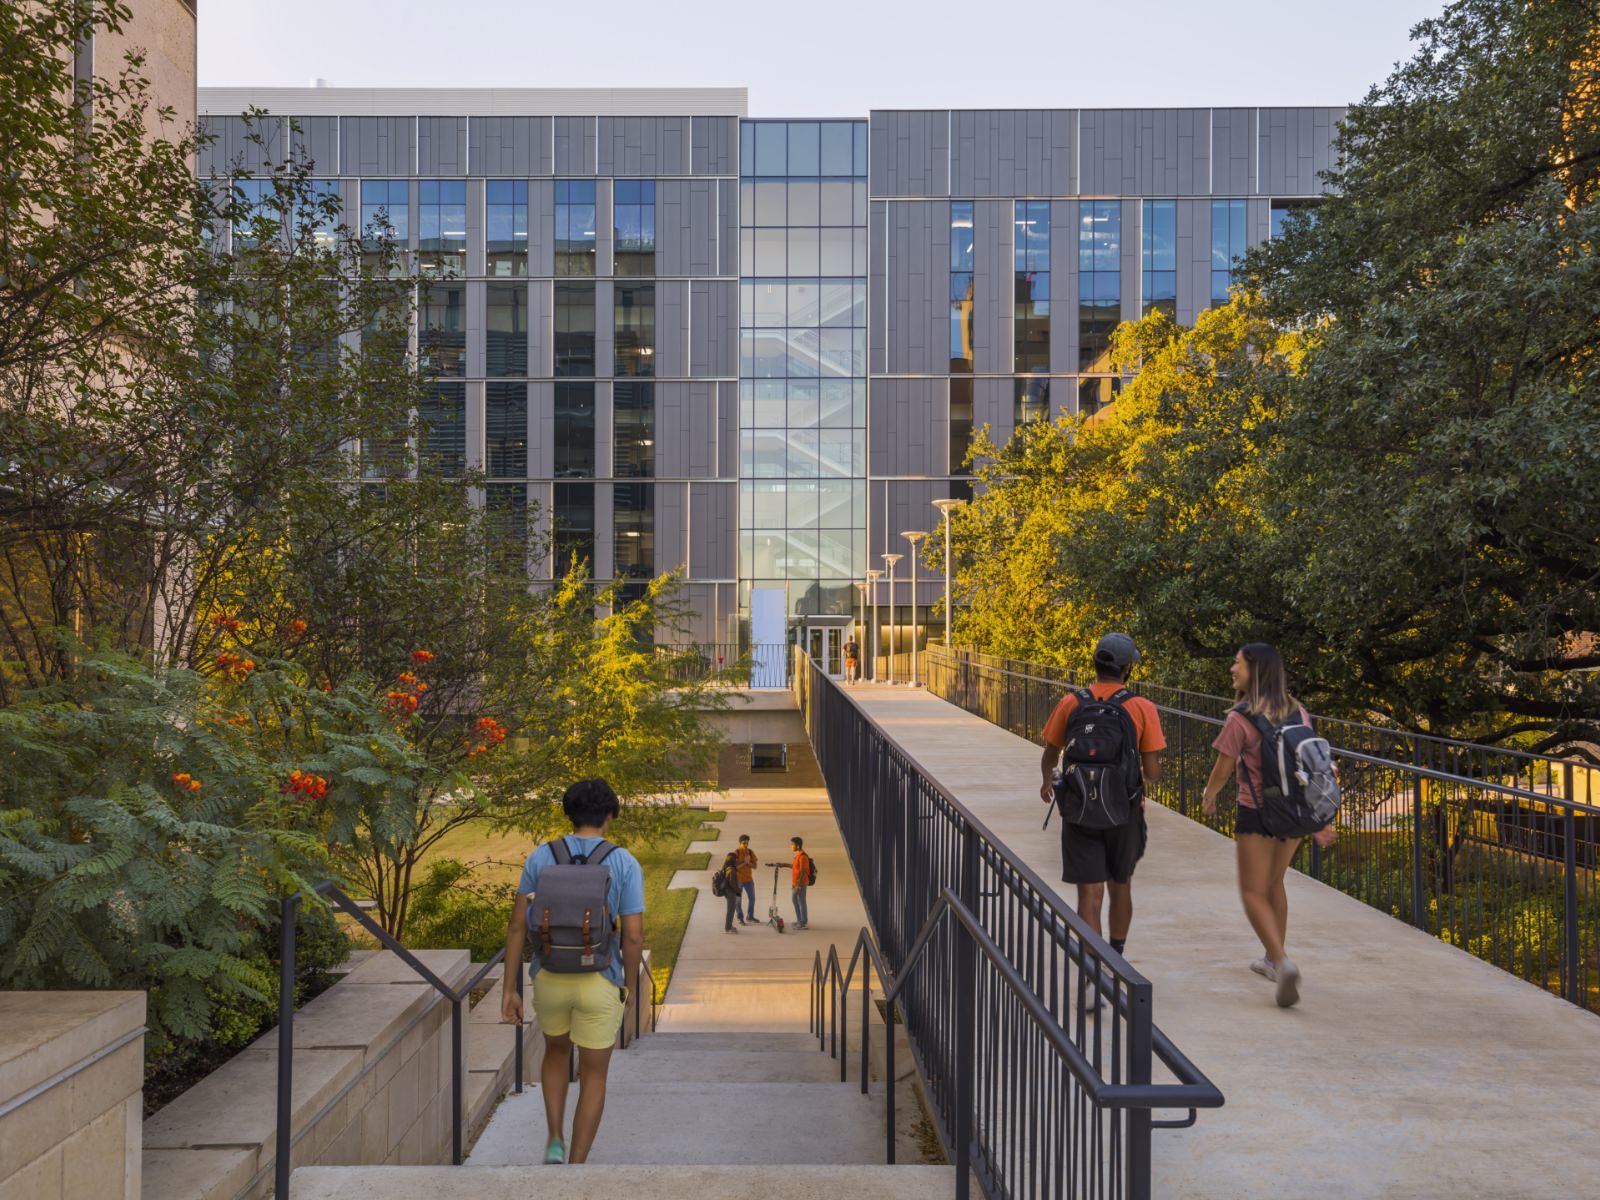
[1052,688,1143,829]
[805,855,818,886]
[1236,706,1341,838]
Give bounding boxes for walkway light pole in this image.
[865,568,882,680]
[931,498,965,652]
[901,531,928,687]
[881,553,902,684]
[853,582,868,676]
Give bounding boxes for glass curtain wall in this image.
[738,119,868,627]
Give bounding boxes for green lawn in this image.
[419,807,725,1001]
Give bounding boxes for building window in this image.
[418,383,466,476]
[418,180,466,275]
[485,383,527,478]
[614,382,655,478]
[613,180,656,277]
[229,177,280,251]
[615,283,655,377]
[554,281,596,377]
[555,180,597,276]
[750,743,789,772]
[486,483,528,570]
[1141,199,1176,319]
[950,200,974,373]
[614,482,654,584]
[553,382,595,478]
[296,179,342,252]
[360,179,409,267]
[553,482,594,574]
[1078,200,1121,372]
[1270,198,1320,239]
[486,283,528,377]
[419,283,465,377]
[1079,375,1121,417]
[1014,200,1050,373]
[1014,376,1049,426]
[950,377,973,475]
[487,180,528,276]
[1211,199,1247,306]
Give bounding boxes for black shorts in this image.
[1060,807,1148,885]
[1236,805,1296,841]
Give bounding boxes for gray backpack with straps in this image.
[529,837,619,973]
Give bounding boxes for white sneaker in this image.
[1274,958,1301,1008]
[1250,957,1277,981]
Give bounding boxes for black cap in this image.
[1093,632,1140,673]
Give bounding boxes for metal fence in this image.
[924,646,1600,1014]
[655,642,789,688]
[795,651,1222,1200]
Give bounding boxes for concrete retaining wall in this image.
[143,950,475,1200]
[0,991,146,1200]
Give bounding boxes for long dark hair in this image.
[722,851,739,871]
[1237,642,1297,723]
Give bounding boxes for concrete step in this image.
[620,1031,821,1054]
[293,1164,954,1199]
[468,1082,890,1166]
[610,1047,848,1084]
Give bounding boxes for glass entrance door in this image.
[807,625,844,678]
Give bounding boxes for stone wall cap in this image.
[0,990,145,1105]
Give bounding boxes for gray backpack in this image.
[529,838,619,974]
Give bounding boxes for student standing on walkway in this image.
[501,778,646,1165]
[1201,643,1335,1008]
[715,851,742,933]
[733,834,759,925]
[1037,633,1165,959]
[790,837,814,930]
[844,636,860,684]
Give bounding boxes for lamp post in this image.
[853,582,868,681]
[881,554,902,684]
[900,532,929,687]
[865,568,882,681]
[931,498,965,653]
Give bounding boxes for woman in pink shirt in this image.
[1201,643,1333,1008]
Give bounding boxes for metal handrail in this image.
[275,883,518,1200]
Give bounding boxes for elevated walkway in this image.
[841,681,1600,1198]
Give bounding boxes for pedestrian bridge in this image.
[803,656,1600,1198]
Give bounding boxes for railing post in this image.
[513,960,524,1093]
[1176,716,1187,817]
[1564,763,1580,1005]
[860,956,871,1096]
[954,835,979,1200]
[1411,740,1427,930]
[450,997,463,1164]
[1127,980,1155,1200]
[885,982,898,1166]
[275,893,299,1200]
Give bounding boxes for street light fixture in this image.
[865,568,882,681]
[931,498,966,654]
[881,554,902,684]
[900,531,928,687]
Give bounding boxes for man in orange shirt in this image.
[1038,633,1165,959]
[789,837,813,930]
[733,834,759,926]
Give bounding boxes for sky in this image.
[197,0,1448,114]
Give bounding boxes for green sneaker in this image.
[544,1137,566,1165]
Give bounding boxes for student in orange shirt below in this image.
[789,837,814,929]
[733,835,759,926]
[1038,633,1165,961]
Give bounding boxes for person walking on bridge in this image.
[790,836,815,929]
[1201,643,1336,1008]
[501,778,645,1166]
[1038,633,1165,961]
[733,834,759,925]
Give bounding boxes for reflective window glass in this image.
[787,123,820,175]
[614,382,655,478]
[418,382,466,476]
[554,281,596,376]
[553,382,595,478]
[485,383,527,478]
[1141,199,1177,318]
[553,482,594,573]
[615,283,655,377]
[614,179,656,277]
[419,283,465,376]
[1078,200,1121,371]
[487,180,528,277]
[614,483,655,580]
[1211,199,1247,305]
[1014,200,1051,372]
[951,200,975,373]
[418,180,466,274]
[486,283,528,377]
[950,377,974,475]
[555,180,597,276]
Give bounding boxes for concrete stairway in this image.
[293,1031,949,1196]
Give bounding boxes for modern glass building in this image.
[197,89,1340,668]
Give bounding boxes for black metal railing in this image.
[274,884,515,1199]
[924,646,1600,1014]
[794,651,1223,1200]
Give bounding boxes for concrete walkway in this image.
[843,682,1600,1199]
[657,786,872,1033]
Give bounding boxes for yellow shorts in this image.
[531,969,626,1050]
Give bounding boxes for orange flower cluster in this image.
[226,713,251,727]
[210,614,242,633]
[288,618,308,636]
[215,651,255,682]
[467,716,508,757]
[385,669,429,715]
[282,769,329,802]
[172,772,202,792]
[411,649,434,663]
